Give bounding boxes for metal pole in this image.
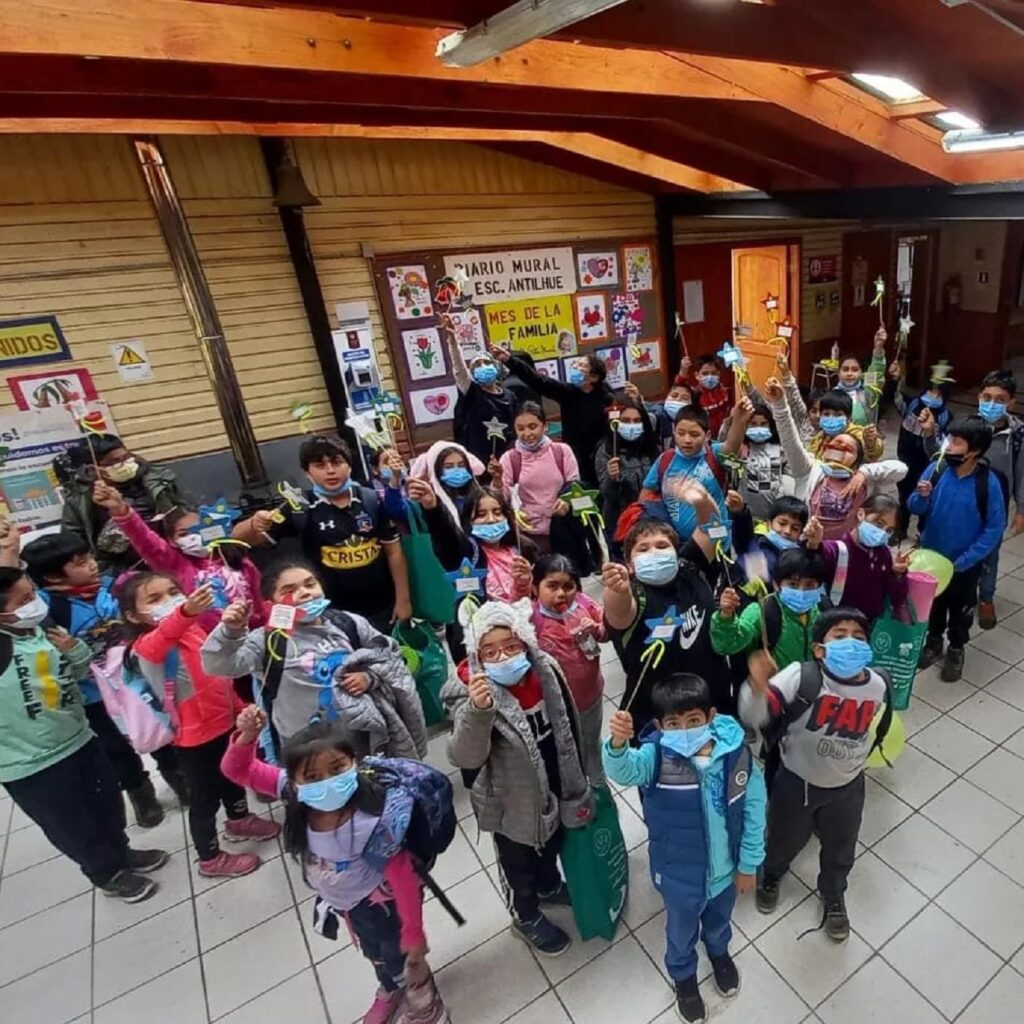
[131,137,267,487]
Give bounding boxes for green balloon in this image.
[909,548,955,596]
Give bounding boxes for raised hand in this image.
[607,456,622,481]
[467,672,494,710]
[762,376,784,403]
[719,587,742,619]
[221,599,251,631]
[92,480,127,515]
[608,709,634,748]
[184,583,216,618]
[236,704,267,742]
[602,561,632,596]
[407,478,438,510]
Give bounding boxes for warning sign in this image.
[110,340,153,383]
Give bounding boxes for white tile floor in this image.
[6,543,1024,1024]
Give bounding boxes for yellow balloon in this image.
[866,708,906,768]
[909,548,955,596]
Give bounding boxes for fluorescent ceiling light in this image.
[851,73,924,102]
[934,110,982,130]
[436,0,631,68]
[942,128,1024,153]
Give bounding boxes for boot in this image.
[127,779,165,829]
[162,770,190,808]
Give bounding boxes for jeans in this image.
[3,738,129,887]
[175,731,248,860]
[979,545,1000,604]
[661,882,737,982]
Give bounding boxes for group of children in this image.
[2,332,1022,1024]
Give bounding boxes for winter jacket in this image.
[200,613,427,758]
[782,373,883,462]
[711,594,818,670]
[130,607,240,747]
[736,440,789,522]
[499,439,579,538]
[818,535,909,622]
[442,599,593,848]
[908,462,1006,572]
[113,507,267,632]
[0,628,93,783]
[60,462,183,572]
[594,442,656,527]
[602,715,765,902]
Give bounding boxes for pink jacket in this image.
[114,507,268,631]
[531,592,607,711]
[499,440,579,537]
[221,735,425,950]
[133,607,242,747]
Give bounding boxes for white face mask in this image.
[4,594,49,630]
[175,533,208,558]
[150,594,186,622]
[103,458,139,484]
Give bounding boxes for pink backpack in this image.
[91,646,176,753]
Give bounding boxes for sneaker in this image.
[823,896,850,942]
[224,813,281,842]
[127,780,164,829]
[100,869,158,903]
[538,881,573,907]
[126,848,169,874]
[674,976,707,1024]
[710,952,741,997]
[362,987,403,1024]
[756,876,779,914]
[510,914,571,957]
[394,993,449,1024]
[198,850,261,877]
[918,634,944,670]
[941,647,965,683]
[978,601,997,630]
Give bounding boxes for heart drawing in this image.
[587,257,610,279]
[424,393,450,415]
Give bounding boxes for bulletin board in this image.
[372,239,667,447]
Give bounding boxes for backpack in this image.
[922,459,996,527]
[503,441,572,485]
[988,424,1024,508]
[257,608,362,761]
[614,445,729,543]
[92,645,178,753]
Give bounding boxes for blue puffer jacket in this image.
[603,715,766,904]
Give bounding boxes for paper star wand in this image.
[484,416,507,457]
[607,403,623,457]
[674,312,689,360]
[563,482,604,559]
[871,277,886,328]
[622,606,683,712]
[718,340,750,395]
[290,400,314,434]
[930,360,955,386]
[268,480,311,524]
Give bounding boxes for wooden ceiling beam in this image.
[889,100,948,121]
[0,0,757,103]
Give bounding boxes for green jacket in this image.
[711,597,818,671]
[0,629,94,783]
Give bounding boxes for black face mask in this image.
[944,453,967,468]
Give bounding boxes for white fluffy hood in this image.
[464,597,539,658]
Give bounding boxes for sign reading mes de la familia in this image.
[444,247,575,303]
[484,295,577,361]
[0,316,71,369]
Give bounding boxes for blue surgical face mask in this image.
[568,368,587,386]
[440,467,473,488]
[979,400,1008,424]
[660,724,713,759]
[821,462,853,479]
[472,363,499,385]
[858,519,890,548]
[538,600,578,621]
[299,596,331,620]
[837,378,861,392]
[617,421,644,442]
[779,586,822,615]
[746,426,772,445]
[821,637,873,679]
[766,529,799,551]
[296,767,359,812]
[819,415,847,437]
[471,520,510,543]
[484,651,531,687]
[699,375,720,391]
[313,479,352,498]
[920,394,943,410]
[632,550,679,587]
[663,400,688,418]
[379,467,393,481]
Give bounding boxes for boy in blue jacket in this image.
[909,415,1007,682]
[604,673,766,1024]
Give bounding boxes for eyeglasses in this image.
[478,640,526,662]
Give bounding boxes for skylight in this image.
[850,73,924,102]
[934,110,982,130]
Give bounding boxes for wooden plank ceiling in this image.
[1,0,1023,194]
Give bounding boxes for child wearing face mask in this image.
[603,497,732,732]
[604,675,765,1024]
[651,381,695,449]
[91,483,267,633]
[804,495,910,624]
[909,416,1007,682]
[0,567,170,903]
[404,440,484,527]
[678,354,732,438]
[58,432,185,573]
[221,712,450,1024]
[734,401,789,522]
[446,331,516,465]
[531,554,608,785]
[201,559,426,762]
[117,572,280,877]
[739,608,892,943]
[442,599,593,957]
[831,329,887,427]
[730,495,809,584]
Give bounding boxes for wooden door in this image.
[731,244,791,390]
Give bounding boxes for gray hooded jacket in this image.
[200,612,427,759]
[442,599,594,848]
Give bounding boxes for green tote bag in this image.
[870,599,927,711]
[400,501,456,625]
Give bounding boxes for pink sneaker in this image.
[198,851,261,877]
[363,987,403,1024]
[224,813,281,843]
